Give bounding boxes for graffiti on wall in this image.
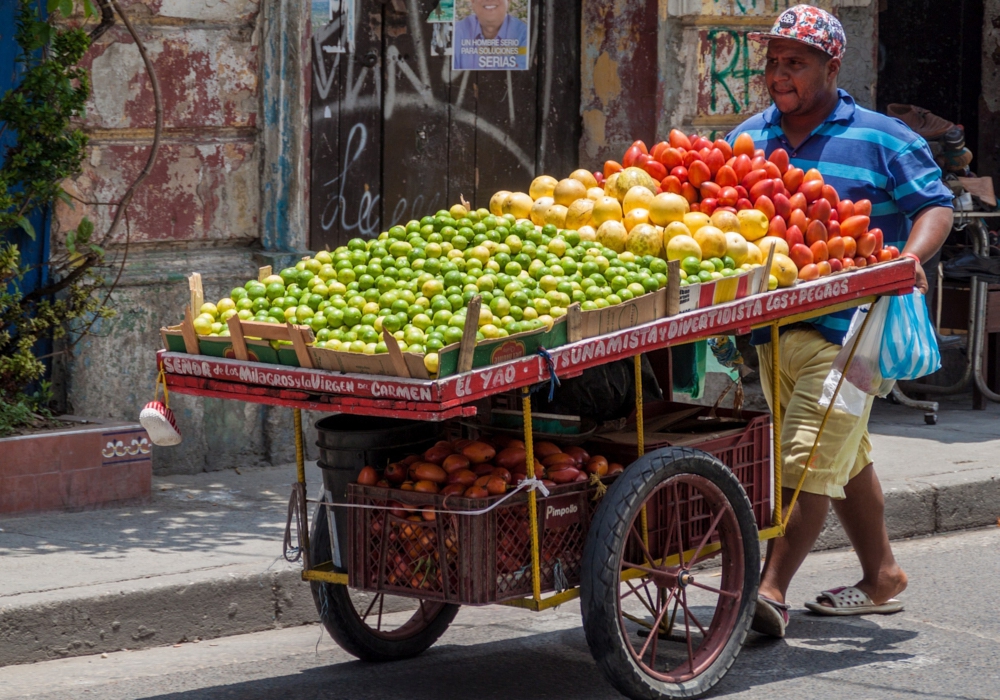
[697,28,767,118]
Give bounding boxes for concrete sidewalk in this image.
[1,395,998,667]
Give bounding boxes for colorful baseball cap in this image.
[749,5,846,60]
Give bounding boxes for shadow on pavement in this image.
[134,614,923,700]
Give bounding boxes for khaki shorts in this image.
[755,328,873,500]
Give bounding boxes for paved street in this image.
[2,526,997,700]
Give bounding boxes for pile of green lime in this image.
[191,204,670,375]
[678,255,740,284]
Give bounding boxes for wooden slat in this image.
[289,323,315,369]
[188,273,203,315]
[226,314,249,361]
[457,295,481,373]
[181,306,200,355]
[383,328,410,377]
[666,260,681,317]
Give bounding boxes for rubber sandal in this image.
[751,595,790,638]
[804,586,904,616]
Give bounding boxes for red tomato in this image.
[357,466,378,486]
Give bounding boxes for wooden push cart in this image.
[158,259,916,699]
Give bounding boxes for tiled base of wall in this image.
[2,423,151,514]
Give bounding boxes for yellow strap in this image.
[155,368,170,408]
[294,408,306,486]
[522,387,542,602]
[634,355,649,559]
[771,321,782,531]
[780,304,876,530]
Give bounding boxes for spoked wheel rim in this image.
[616,473,746,684]
[345,592,450,641]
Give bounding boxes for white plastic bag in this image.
[836,301,890,395]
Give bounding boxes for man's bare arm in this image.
[901,206,954,293]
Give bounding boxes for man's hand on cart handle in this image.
[901,206,954,294]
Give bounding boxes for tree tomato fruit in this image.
[827,236,846,259]
[810,240,829,262]
[828,258,843,273]
[764,161,783,180]
[790,243,814,268]
[604,160,623,178]
[659,147,684,169]
[840,215,870,239]
[821,184,839,208]
[867,254,879,266]
[660,175,683,194]
[733,154,753,182]
[768,215,787,239]
[669,129,692,150]
[718,186,739,207]
[877,248,893,262]
[714,138,733,160]
[805,219,828,245]
[816,260,832,276]
[854,199,872,216]
[715,164,739,188]
[789,192,808,212]
[751,155,767,171]
[688,160,712,187]
[734,132,756,158]
[700,198,718,215]
[683,150,703,167]
[803,168,824,183]
[736,198,753,210]
[650,141,669,161]
[808,197,832,223]
[681,183,699,204]
[742,168,768,190]
[750,178,775,202]
[871,227,884,251]
[670,165,689,182]
[798,263,820,281]
[798,179,824,203]
[789,208,808,231]
[692,135,713,151]
[783,167,804,193]
[857,232,877,257]
[700,181,722,199]
[643,159,667,181]
[773,193,792,220]
[887,245,900,258]
[837,199,854,221]
[842,236,857,258]
[768,148,790,173]
[622,145,642,168]
[631,139,648,155]
[755,194,776,220]
[705,148,726,176]
[786,224,805,248]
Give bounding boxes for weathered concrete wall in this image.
[580,0,878,167]
[54,0,314,474]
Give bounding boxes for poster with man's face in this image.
[452,0,529,71]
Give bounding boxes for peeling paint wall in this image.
[579,0,658,164]
[54,0,315,473]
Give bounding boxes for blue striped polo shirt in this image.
[728,89,954,345]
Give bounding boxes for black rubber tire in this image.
[309,501,459,662]
[580,447,760,699]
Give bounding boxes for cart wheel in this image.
[309,502,459,662]
[580,447,759,699]
[924,413,938,425]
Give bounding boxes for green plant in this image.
[0,0,112,435]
